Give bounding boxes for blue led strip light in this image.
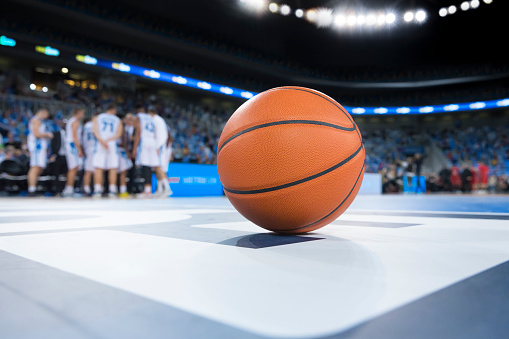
[78,55,509,114]
[86,57,254,100]
[344,98,509,115]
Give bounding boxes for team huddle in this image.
[26,103,173,198]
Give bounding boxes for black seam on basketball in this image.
[282,161,365,233]
[217,120,357,155]
[271,87,363,143]
[223,143,363,195]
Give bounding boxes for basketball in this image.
[217,86,365,234]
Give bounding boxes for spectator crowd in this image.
[1,72,509,196]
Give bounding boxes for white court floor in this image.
[0,195,508,339]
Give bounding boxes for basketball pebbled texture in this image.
[217,86,365,234]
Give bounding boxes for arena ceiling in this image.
[2,0,508,94]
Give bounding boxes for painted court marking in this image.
[0,211,508,338]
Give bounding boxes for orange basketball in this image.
[217,86,365,234]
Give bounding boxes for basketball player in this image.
[132,103,158,197]
[82,116,96,196]
[92,103,123,197]
[62,108,85,197]
[27,108,53,195]
[149,105,172,197]
[117,115,133,198]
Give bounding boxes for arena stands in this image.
[1,68,508,196]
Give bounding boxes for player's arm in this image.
[32,119,53,139]
[92,116,108,149]
[106,121,124,142]
[71,120,83,157]
[132,117,141,159]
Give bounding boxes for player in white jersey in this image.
[81,117,96,195]
[149,106,173,197]
[132,103,158,196]
[27,108,53,195]
[92,103,123,197]
[62,108,85,197]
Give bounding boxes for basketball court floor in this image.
[0,194,508,339]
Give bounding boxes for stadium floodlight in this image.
[295,9,304,18]
[403,11,414,22]
[30,84,36,90]
[268,3,278,13]
[42,86,48,92]
[61,67,68,74]
[334,14,347,27]
[366,14,377,25]
[471,0,481,8]
[386,13,396,24]
[280,4,291,16]
[357,15,366,25]
[461,2,470,11]
[347,15,357,26]
[241,0,266,11]
[306,9,317,22]
[351,108,365,114]
[377,14,386,25]
[415,10,426,22]
[439,8,448,17]
[448,5,457,14]
[315,8,334,27]
[483,0,492,4]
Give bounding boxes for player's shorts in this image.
[118,148,133,173]
[93,140,119,170]
[136,138,159,167]
[65,142,82,170]
[28,141,48,168]
[83,148,95,172]
[157,144,171,172]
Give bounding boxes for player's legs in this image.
[93,168,104,196]
[63,146,81,196]
[118,170,130,198]
[83,170,92,195]
[27,145,47,194]
[154,166,170,196]
[107,169,118,196]
[27,166,43,194]
[136,141,158,197]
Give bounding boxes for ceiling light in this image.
[280,4,291,15]
[386,13,396,24]
[268,3,278,13]
[439,8,448,17]
[415,10,426,22]
[295,8,304,18]
[404,11,414,22]
[448,5,457,14]
[461,2,470,10]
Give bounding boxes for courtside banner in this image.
[166,163,224,197]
